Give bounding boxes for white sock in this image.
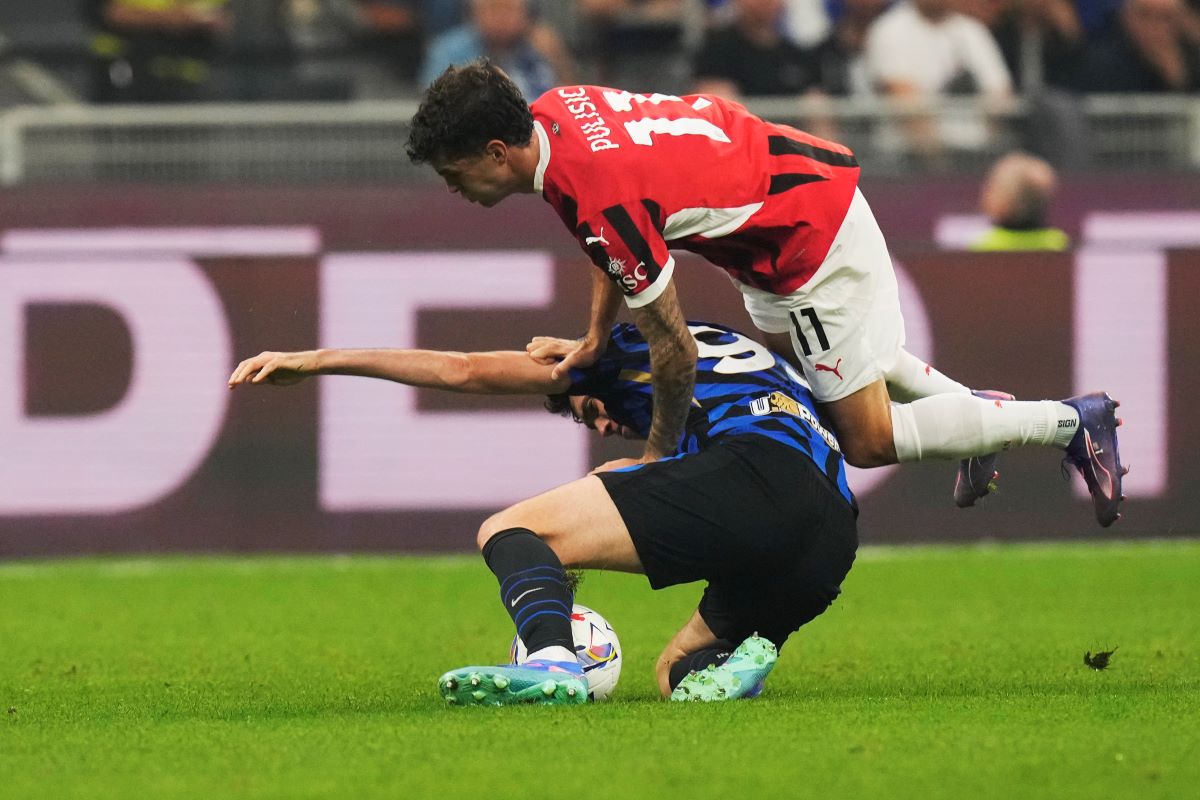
[891,394,1080,462]
[526,645,576,664]
[885,349,971,403]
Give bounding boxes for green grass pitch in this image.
[2,540,1198,799]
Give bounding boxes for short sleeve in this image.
[575,201,675,308]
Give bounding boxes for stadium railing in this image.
[0,94,1196,185]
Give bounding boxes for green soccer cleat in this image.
[670,634,778,702]
[438,660,588,707]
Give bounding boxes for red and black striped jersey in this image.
[530,86,860,306]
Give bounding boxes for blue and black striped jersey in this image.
[566,321,855,509]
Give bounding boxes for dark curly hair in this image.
[407,59,535,165]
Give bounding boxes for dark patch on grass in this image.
[1084,647,1118,670]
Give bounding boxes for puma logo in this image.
[814,358,843,381]
[584,227,610,247]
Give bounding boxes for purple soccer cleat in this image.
[1062,392,1128,527]
[954,390,1016,508]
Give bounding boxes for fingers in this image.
[526,336,579,362]
[227,352,279,388]
[549,347,585,381]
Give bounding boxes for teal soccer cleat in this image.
[439,660,588,707]
[670,635,778,702]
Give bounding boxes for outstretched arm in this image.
[228,347,571,395]
[528,267,622,378]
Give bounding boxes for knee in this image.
[476,511,519,551]
[840,424,897,468]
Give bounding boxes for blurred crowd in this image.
[0,0,1182,105]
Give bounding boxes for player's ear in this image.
[485,139,508,164]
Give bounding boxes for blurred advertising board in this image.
[1,179,1197,555]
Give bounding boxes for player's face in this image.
[569,395,640,440]
[433,147,513,207]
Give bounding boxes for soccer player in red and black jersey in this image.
[406,59,1125,529]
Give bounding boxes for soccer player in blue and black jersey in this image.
[229,321,858,706]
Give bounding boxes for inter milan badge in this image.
[552,122,561,136]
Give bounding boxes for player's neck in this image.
[507,134,541,194]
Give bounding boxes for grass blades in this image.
[1,541,1198,799]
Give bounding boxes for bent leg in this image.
[475,476,641,666]
[654,609,730,698]
[819,378,899,467]
[478,475,642,572]
[884,348,971,402]
[819,375,1081,466]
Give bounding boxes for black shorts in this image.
[596,435,858,648]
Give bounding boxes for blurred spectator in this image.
[962,0,1085,91]
[1079,0,1200,92]
[971,151,1069,251]
[85,0,233,103]
[578,0,696,91]
[1074,0,1125,35]
[352,1,423,83]
[284,0,422,99]
[781,0,834,46]
[424,0,468,36]
[419,0,573,96]
[810,0,890,95]
[708,0,833,46]
[692,0,822,98]
[864,0,1014,154]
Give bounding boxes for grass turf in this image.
[2,541,1198,799]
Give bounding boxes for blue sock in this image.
[482,528,574,656]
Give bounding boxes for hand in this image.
[228,351,319,388]
[526,336,602,380]
[590,457,645,474]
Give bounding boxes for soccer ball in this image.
[509,604,622,701]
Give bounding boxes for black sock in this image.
[482,528,574,656]
[668,642,737,690]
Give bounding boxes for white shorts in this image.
[735,187,906,403]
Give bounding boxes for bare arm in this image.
[528,267,622,379]
[228,347,570,395]
[629,280,697,461]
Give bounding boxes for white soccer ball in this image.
[509,604,622,701]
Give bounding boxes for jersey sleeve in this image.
[575,202,675,309]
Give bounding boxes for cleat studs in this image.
[444,678,458,691]
[472,690,486,702]
[1113,400,1121,408]
[493,676,509,690]
[567,687,577,698]
[1116,418,1124,427]
[470,676,481,687]
[542,681,557,697]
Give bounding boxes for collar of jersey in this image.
[532,120,551,194]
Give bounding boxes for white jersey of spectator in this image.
[864,0,1013,149]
